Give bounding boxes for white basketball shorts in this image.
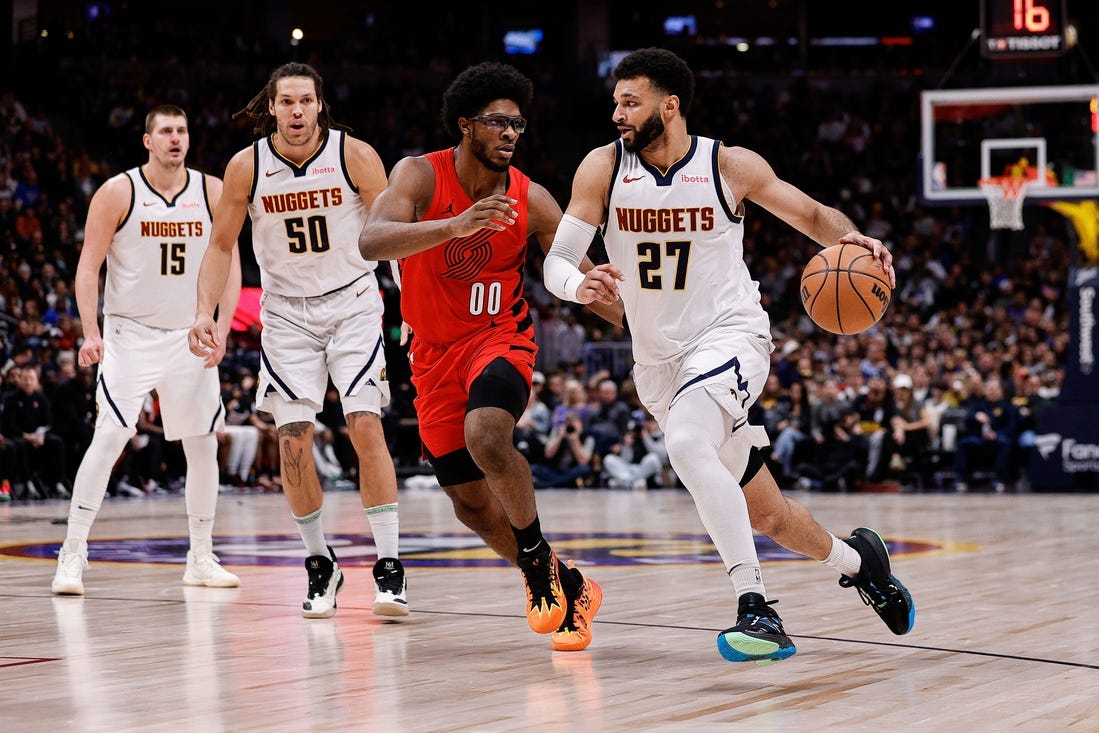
[633,330,773,432]
[96,314,225,441]
[257,274,391,420]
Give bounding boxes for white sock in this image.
[729,563,767,599]
[188,515,214,554]
[822,534,863,578]
[365,503,399,558]
[292,508,328,557]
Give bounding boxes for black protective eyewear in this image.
[470,114,527,134]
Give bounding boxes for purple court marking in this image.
[2,533,939,568]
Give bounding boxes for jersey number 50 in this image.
[285,216,331,253]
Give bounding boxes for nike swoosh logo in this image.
[622,175,645,183]
[356,288,368,297]
[143,202,157,206]
[521,541,543,553]
[265,169,283,177]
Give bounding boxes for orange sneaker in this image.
[518,547,567,634]
[551,564,603,652]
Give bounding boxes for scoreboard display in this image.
[981,0,1068,58]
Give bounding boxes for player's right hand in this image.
[576,263,624,305]
[456,194,518,234]
[78,335,104,367]
[188,314,219,359]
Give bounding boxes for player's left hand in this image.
[839,231,896,288]
[576,263,624,305]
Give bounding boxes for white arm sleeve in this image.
[544,214,598,303]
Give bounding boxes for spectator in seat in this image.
[954,377,1018,493]
[2,365,70,498]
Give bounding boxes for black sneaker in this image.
[302,545,344,619]
[372,557,409,617]
[840,527,915,635]
[716,593,797,665]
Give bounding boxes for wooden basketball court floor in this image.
[2,487,1097,732]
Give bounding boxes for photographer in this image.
[530,412,594,489]
[602,411,670,490]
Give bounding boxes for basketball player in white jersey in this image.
[52,104,242,595]
[189,63,407,619]
[544,48,914,664]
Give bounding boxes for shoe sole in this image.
[182,574,241,588]
[716,632,798,663]
[551,578,603,652]
[51,583,84,595]
[372,596,410,617]
[851,527,916,635]
[302,568,344,619]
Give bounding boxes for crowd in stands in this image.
[0,17,1082,500]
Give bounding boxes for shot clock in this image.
[981,0,1068,58]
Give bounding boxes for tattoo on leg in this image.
[278,421,311,486]
[281,438,304,486]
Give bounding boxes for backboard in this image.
[920,84,1099,205]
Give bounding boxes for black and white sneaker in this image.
[372,557,409,617]
[302,546,344,619]
[840,527,915,635]
[716,593,797,665]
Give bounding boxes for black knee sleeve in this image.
[467,358,529,421]
[424,444,485,487]
[740,446,765,485]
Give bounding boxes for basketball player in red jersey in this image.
[359,62,619,651]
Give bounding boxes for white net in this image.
[979,177,1030,231]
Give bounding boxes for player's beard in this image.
[470,137,510,173]
[622,111,665,153]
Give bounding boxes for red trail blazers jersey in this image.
[399,148,533,343]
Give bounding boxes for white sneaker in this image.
[372,557,409,617]
[302,546,344,618]
[51,539,88,595]
[116,480,144,498]
[183,550,240,587]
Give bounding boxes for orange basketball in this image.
[799,244,891,335]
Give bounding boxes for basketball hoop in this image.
[979,176,1030,231]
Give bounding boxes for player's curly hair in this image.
[614,48,695,116]
[233,62,351,136]
[441,62,534,140]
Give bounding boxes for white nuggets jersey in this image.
[105,167,212,330]
[603,136,771,365]
[249,129,375,297]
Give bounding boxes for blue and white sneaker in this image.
[840,527,915,635]
[717,593,797,665]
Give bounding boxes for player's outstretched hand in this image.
[78,335,104,367]
[576,263,624,305]
[839,231,896,288]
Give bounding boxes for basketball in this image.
[799,244,891,335]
